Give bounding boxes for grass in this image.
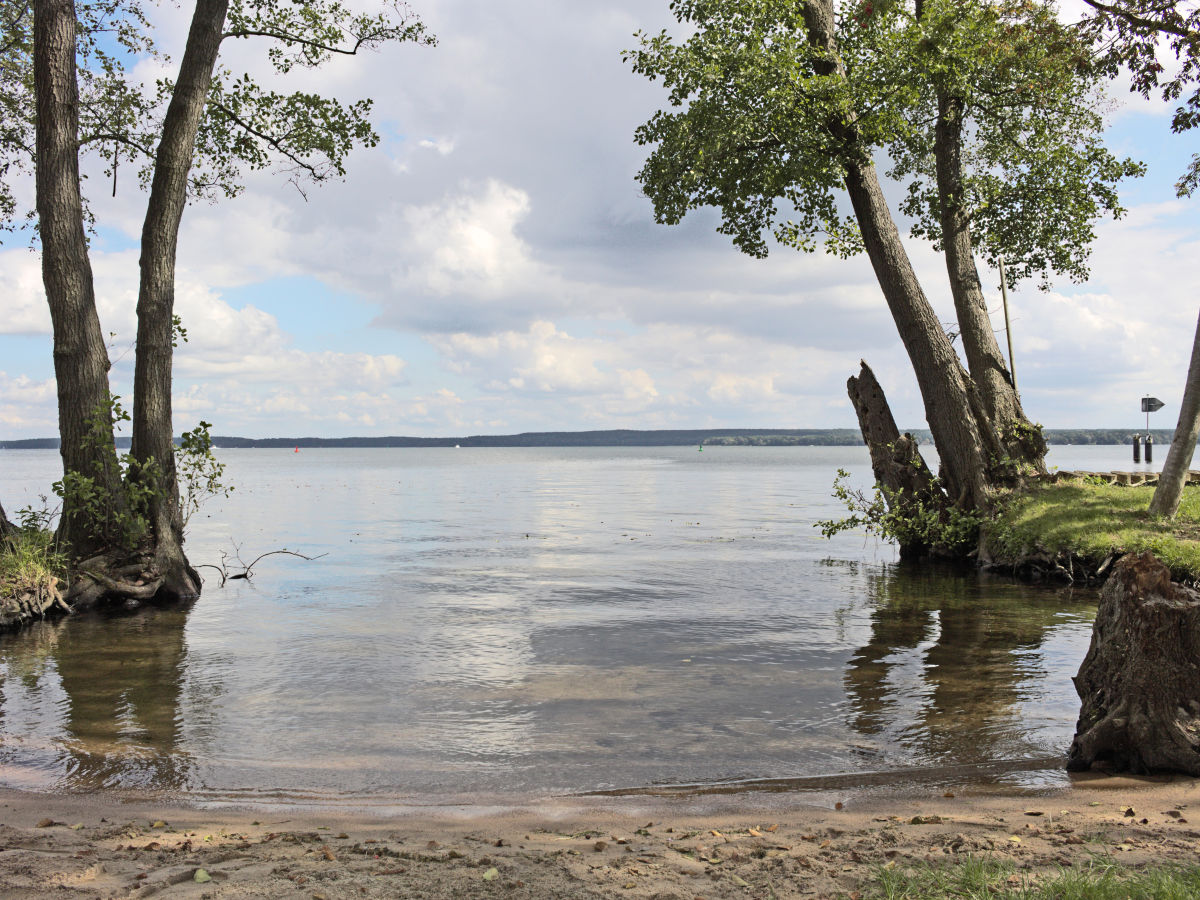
[0,527,67,601]
[863,855,1200,899]
[986,479,1200,579]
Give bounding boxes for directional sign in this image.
[1142,397,1165,413]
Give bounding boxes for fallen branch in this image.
[197,542,327,587]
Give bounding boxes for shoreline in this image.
[4,773,1200,898]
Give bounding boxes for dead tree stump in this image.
[1067,552,1200,775]
[847,360,945,559]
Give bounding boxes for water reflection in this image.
[0,608,196,791]
[0,448,1102,799]
[845,565,1096,767]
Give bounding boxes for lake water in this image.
[0,445,1142,806]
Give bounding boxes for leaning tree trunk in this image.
[1067,552,1200,775]
[842,157,995,510]
[130,0,229,601]
[1148,309,1200,519]
[801,0,997,512]
[933,92,1046,474]
[847,360,943,559]
[34,0,128,558]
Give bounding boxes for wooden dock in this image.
[1052,470,1200,486]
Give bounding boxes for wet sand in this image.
[2,772,1199,898]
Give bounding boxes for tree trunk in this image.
[1067,552,1200,775]
[34,0,127,557]
[801,0,996,511]
[933,92,1046,473]
[847,360,943,559]
[1148,310,1200,518]
[130,0,229,600]
[842,157,995,510]
[0,498,14,542]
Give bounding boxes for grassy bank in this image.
[0,526,68,628]
[986,480,1200,580]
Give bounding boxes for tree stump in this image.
[1067,552,1200,775]
[847,360,944,558]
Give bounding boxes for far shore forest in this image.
[0,429,1183,450]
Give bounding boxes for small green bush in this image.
[817,469,983,557]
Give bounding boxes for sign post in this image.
[1142,396,1165,464]
[1142,396,1164,432]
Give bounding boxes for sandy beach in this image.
[2,772,1199,898]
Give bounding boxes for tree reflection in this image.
[0,607,196,791]
[845,565,1095,763]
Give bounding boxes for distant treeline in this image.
[0,428,1178,450]
[705,429,1176,446]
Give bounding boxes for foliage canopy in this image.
[627,0,1141,287]
[0,0,433,234]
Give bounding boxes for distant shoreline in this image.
[0,427,1175,450]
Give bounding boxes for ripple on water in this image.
[0,447,1099,801]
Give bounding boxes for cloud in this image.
[0,251,49,335]
[418,137,456,155]
[0,372,57,432]
[427,318,874,430]
[396,180,542,300]
[2,0,1198,441]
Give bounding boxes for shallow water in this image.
[0,445,1126,804]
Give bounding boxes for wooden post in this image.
[999,258,1016,391]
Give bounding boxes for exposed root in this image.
[978,544,1119,585]
[70,567,164,606]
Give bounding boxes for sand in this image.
[2,772,1200,898]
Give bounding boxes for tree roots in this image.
[0,575,71,630]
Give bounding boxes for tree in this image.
[1081,1,1200,518]
[880,0,1139,465]
[1149,311,1200,517]
[628,0,1137,526]
[631,0,995,512]
[130,0,430,599]
[1079,0,1200,196]
[34,0,132,558]
[19,0,433,602]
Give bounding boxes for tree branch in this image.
[0,4,30,56]
[78,131,154,157]
[221,27,370,56]
[210,100,323,178]
[1080,0,1199,42]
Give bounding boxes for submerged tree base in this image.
[0,538,198,633]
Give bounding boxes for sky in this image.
[2,0,1199,440]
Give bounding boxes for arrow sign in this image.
[1142,397,1165,413]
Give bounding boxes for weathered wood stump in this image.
[1067,552,1200,775]
[847,360,944,559]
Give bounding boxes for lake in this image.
[0,445,1143,807]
